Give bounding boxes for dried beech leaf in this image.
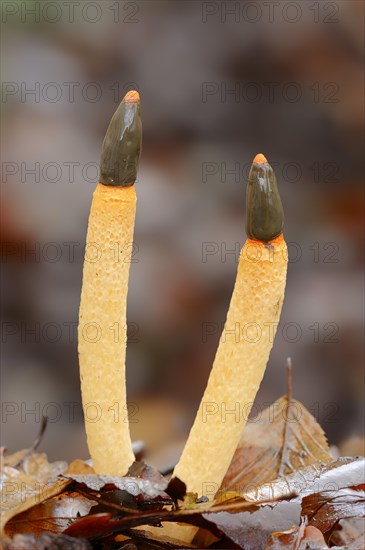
[63,469,363,548]
[0,451,93,534]
[1,449,29,469]
[302,484,365,534]
[1,454,68,532]
[4,491,97,538]
[66,460,95,475]
[243,457,364,503]
[222,396,332,494]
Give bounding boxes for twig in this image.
[13,416,48,468]
[278,358,293,477]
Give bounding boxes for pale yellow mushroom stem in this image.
[154,154,288,543]
[78,91,141,475]
[78,185,137,475]
[173,153,287,497]
[173,234,288,497]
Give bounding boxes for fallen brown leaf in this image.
[302,484,365,534]
[222,363,332,494]
[202,500,301,550]
[4,491,96,538]
[1,450,94,535]
[63,495,264,540]
[3,368,363,549]
[243,456,365,503]
[65,472,169,499]
[127,460,166,484]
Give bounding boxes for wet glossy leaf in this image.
[202,501,301,550]
[66,472,168,499]
[302,484,365,534]
[243,457,365,503]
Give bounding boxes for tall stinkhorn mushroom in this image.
[78,91,142,475]
[173,153,287,498]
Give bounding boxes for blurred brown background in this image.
[1,0,364,467]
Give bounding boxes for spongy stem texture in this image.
[173,236,288,497]
[78,183,136,475]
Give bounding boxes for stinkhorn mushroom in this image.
[173,153,288,498]
[78,90,142,475]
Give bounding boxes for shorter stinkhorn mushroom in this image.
[78,91,142,475]
[173,153,288,498]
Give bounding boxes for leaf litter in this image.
[2,362,364,549]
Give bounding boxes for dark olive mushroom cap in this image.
[99,91,142,187]
[245,154,284,242]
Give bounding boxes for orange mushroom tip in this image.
[253,153,268,165]
[247,233,284,247]
[245,153,284,243]
[99,91,142,187]
[124,90,140,103]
